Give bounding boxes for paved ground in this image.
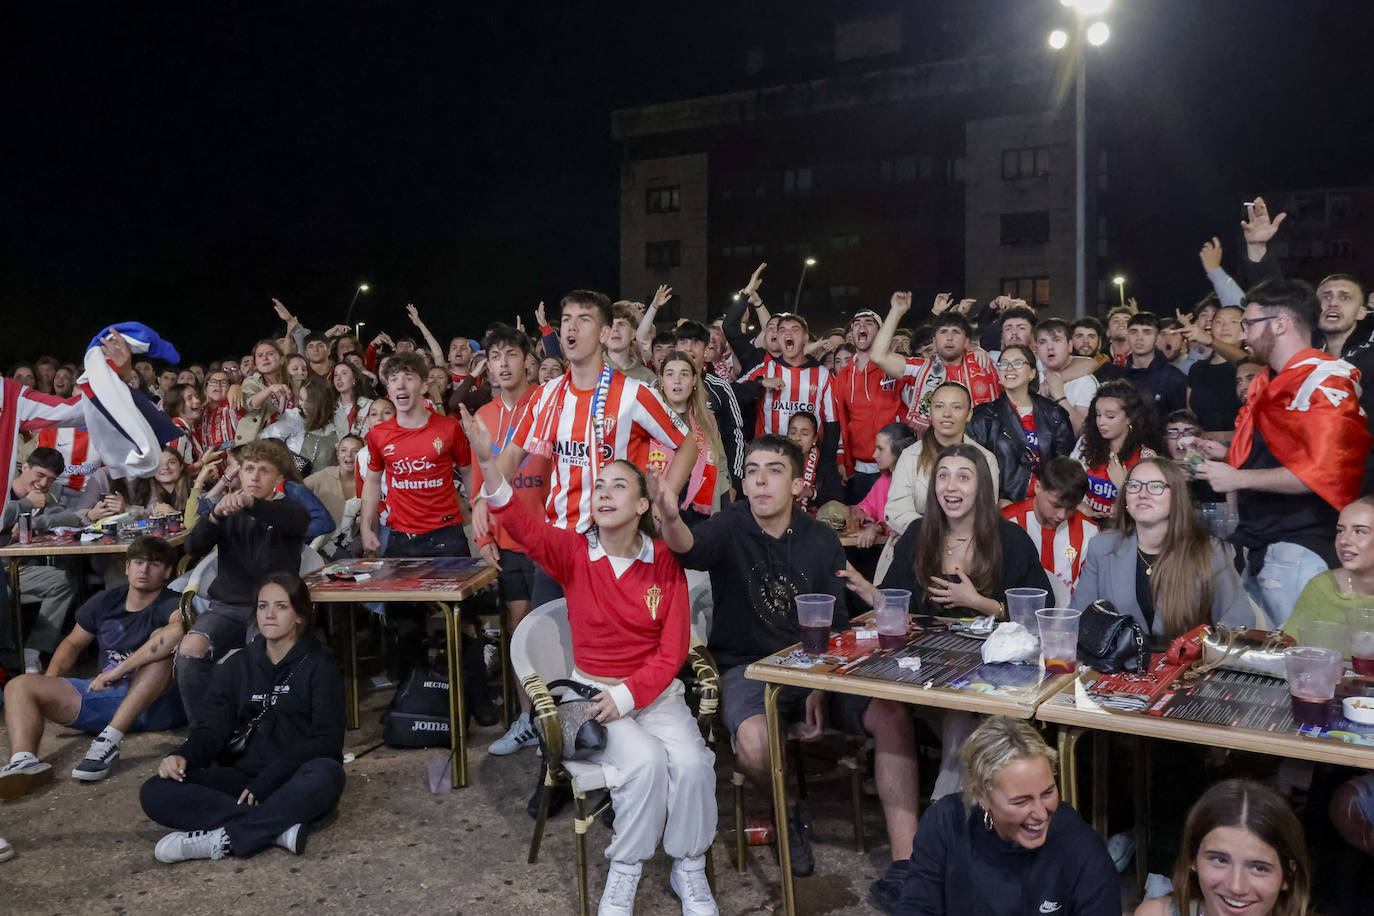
[1,691,938,916]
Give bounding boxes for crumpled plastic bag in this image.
[981,621,1039,664]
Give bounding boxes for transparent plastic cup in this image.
[1284,646,1343,728]
[1300,620,1349,656]
[1036,608,1081,675]
[796,594,836,655]
[875,589,912,649]
[1347,609,1374,676]
[1005,588,1048,631]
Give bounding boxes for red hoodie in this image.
[834,357,902,475]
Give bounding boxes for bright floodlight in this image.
[804,257,817,267]
[1048,29,1069,50]
[1112,276,1125,286]
[1087,21,1110,45]
[359,283,369,291]
[1074,0,1111,14]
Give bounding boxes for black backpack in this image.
[381,664,451,748]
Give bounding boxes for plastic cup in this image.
[1005,588,1048,631]
[1283,646,1344,728]
[796,594,836,655]
[875,589,912,649]
[1036,608,1081,675]
[1347,609,1374,676]
[1300,619,1349,656]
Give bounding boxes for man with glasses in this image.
[1196,279,1371,627]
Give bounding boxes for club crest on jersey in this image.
[433,437,444,455]
[383,444,397,456]
[599,417,616,438]
[644,585,662,620]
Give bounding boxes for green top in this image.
[1284,570,1374,635]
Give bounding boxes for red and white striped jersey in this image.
[742,359,840,440]
[196,401,242,451]
[897,353,1001,434]
[512,367,687,532]
[169,417,203,464]
[36,427,100,493]
[1000,498,1098,606]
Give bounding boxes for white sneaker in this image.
[275,823,306,854]
[597,860,642,916]
[154,828,229,864]
[488,711,539,756]
[670,855,718,916]
[0,835,13,863]
[72,736,121,781]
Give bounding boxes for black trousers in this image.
[140,758,345,856]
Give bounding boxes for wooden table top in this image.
[303,556,496,603]
[0,530,188,558]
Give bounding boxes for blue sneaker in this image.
[72,736,121,782]
[488,711,539,756]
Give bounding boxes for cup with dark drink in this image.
[875,589,912,649]
[1284,646,1343,728]
[1036,608,1081,675]
[796,594,836,656]
[1348,609,1374,676]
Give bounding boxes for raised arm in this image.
[406,303,446,368]
[647,467,694,554]
[870,291,913,379]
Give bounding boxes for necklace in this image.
[1137,547,1157,577]
[945,536,970,557]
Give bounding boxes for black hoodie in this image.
[187,494,311,607]
[176,634,345,800]
[675,501,853,669]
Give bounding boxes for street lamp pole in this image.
[345,283,370,327]
[794,258,817,310]
[1074,46,1087,320]
[1113,275,1126,308]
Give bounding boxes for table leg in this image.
[8,558,24,661]
[764,683,795,916]
[439,602,468,789]
[1091,732,1108,838]
[499,605,514,728]
[341,603,359,730]
[1057,727,1083,811]
[1133,738,1151,890]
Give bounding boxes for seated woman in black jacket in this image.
[141,572,345,863]
[967,344,1075,505]
[893,716,1119,915]
[845,444,1051,617]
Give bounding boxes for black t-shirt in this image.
[75,587,179,674]
[1343,345,1374,496]
[1232,427,1338,568]
[1135,551,1157,633]
[1187,359,1240,431]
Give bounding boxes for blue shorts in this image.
[66,677,188,734]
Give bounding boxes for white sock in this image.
[96,726,124,746]
[610,859,642,875]
[8,752,38,766]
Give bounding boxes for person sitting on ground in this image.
[968,343,1075,505]
[1284,496,1374,637]
[1071,378,1163,520]
[1134,779,1311,916]
[1071,457,1251,641]
[0,447,79,675]
[176,441,311,724]
[461,406,719,916]
[785,410,844,517]
[656,434,920,905]
[1000,457,1099,607]
[141,573,345,864]
[893,716,1119,916]
[0,536,183,795]
[848,422,917,549]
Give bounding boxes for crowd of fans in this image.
[0,195,1371,914]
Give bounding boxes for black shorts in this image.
[720,665,872,740]
[497,548,536,603]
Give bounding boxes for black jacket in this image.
[967,394,1075,503]
[188,493,311,606]
[675,500,853,669]
[176,634,345,800]
[1121,350,1188,419]
[880,518,1052,615]
[893,794,1119,916]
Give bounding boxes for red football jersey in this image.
[365,413,472,534]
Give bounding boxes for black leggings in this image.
[140,758,345,856]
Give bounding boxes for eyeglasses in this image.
[1164,427,1199,439]
[1124,479,1170,495]
[996,358,1031,370]
[1240,315,1279,332]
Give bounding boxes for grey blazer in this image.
[1069,529,1253,638]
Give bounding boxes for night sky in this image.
[5,0,1373,367]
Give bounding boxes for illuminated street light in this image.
[1112,275,1126,307]
[795,258,818,308]
[345,281,371,325]
[1073,0,1111,15]
[1086,22,1110,45]
[1048,30,1069,49]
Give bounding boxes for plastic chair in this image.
[511,598,718,916]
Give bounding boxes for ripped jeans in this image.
[1241,541,1329,630]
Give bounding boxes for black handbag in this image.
[544,679,610,761]
[1076,599,1149,674]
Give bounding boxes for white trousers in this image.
[579,678,718,863]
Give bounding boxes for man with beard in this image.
[834,308,902,500]
[1196,279,1370,627]
[1315,273,1374,492]
[1070,317,1104,358]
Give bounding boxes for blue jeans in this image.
[1242,541,1329,629]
